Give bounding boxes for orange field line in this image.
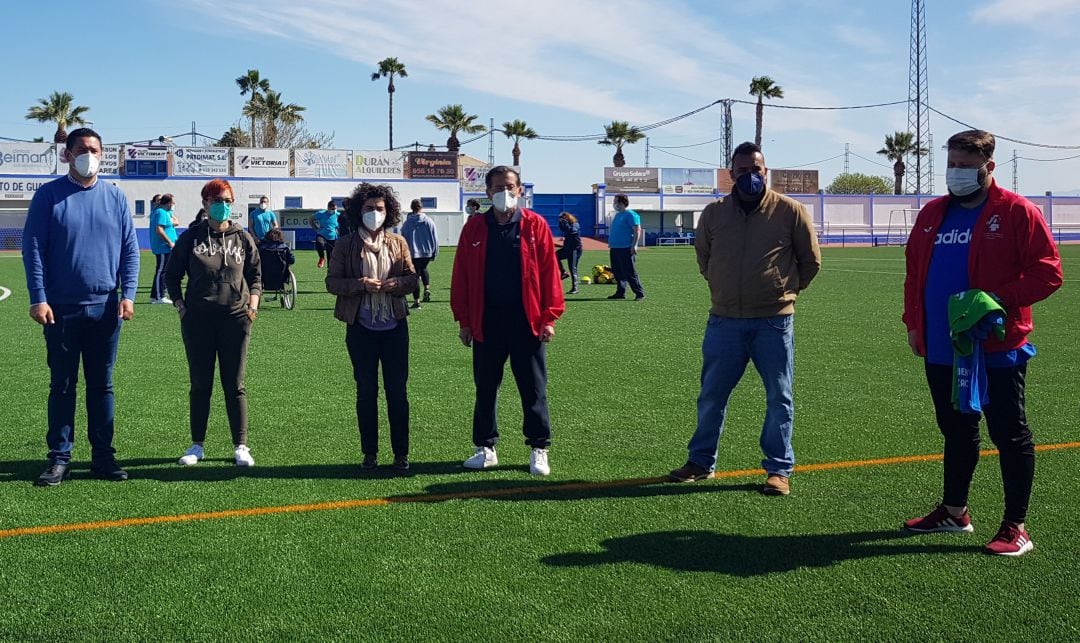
[2,441,1078,540]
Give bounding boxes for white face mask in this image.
[259,203,268,211]
[363,210,386,231]
[492,189,518,213]
[946,166,985,197]
[72,152,100,179]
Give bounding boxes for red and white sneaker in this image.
[984,522,1034,556]
[903,505,974,533]
[317,257,325,268]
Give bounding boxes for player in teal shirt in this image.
[150,194,178,303]
[311,200,340,268]
[249,196,278,241]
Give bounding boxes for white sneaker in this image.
[463,446,497,469]
[178,444,204,466]
[150,297,163,304]
[234,444,255,467]
[530,448,551,476]
[160,296,173,305]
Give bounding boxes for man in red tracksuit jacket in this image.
[451,166,565,476]
[901,129,1062,556]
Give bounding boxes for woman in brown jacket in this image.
[326,183,418,471]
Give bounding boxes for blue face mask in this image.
[209,201,231,222]
[735,172,765,196]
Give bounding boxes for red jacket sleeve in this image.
[450,221,474,328]
[993,202,1063,309]
[535,219,565,327]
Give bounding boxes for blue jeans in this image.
[687,314,796,476]
[43,295,122,463]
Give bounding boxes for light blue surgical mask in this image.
[209,201,231,222]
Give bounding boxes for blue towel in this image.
[953,311,1005,414]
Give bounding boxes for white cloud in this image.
[832,25,888,54]
[972,0,1080,25]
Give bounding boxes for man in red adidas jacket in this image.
[901,129,1062,556]
[451,166,565,476]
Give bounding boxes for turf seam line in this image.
[1,441,1078,540]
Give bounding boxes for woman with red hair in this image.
[165,178,263,468]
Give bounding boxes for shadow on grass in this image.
[399,478,761,503]
[541,529,982,577]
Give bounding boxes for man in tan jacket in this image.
[670,142,821,495]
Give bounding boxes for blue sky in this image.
[3,0,1080,194]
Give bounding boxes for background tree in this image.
[244,90,306,148]
[749,76,784,148]
[877,131,928,195]
[25,91,90,143]
[425,104,486,153]
[256,120,334,149]
[217,126,250,147]
[235,69,271,147]
[598,120,645,167]
[371,57,407,150]
[826,172,894,195]
[501,120,537,166]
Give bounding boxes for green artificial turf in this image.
[0,245,1076,640]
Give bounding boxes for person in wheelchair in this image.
[258,228,296,307]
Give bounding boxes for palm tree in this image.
[25,92,90,143]
[371,57,407,150]
[501,120,537,166]
[877,131,929,195]
[217,126,250,147]
[748,76,784,148]
[598,120,645,167]
[236,69,271,146]
[245,90,306,148]
[425,104,486,153]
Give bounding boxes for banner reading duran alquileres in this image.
[172,147,230,176]
[353,151,405,179]
[604,167,659,193]
[0,142,56,174]
[661,168,716,194]
[295,149,351,178]
[233,148,290,177]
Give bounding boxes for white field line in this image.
[0,286,11,302]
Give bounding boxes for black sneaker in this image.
[634,294,646,301]
[607,293,627,300]
[668,461,711,482]
[34,461,70,487]
[422,290,431,303]
[90,459,129,482]
[360,454,378,470]
[393,456,410,471]
[410,301,422,310]
[568,288,579,294]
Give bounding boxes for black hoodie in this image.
[165,220,262,315]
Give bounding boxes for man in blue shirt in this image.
[150,193,178,303]
[22,128,140,486]
[249,196,278,241]
[607,194,645,300]
[310,199,340,268]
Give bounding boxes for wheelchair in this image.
[259,247,297,310]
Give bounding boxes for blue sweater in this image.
[401,213,439,260]
[22,176,140,306]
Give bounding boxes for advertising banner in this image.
[294,148,351,178]
[0,142,57,174]
[604,167,659,193]
[661,168,716,194]
[233,147,290,177]
[124,146,169,161]
[407,151,458,179]
[353,150,404,179]
[460,164,491,193]
[55,143,120,175]
[716,169,734,194]
[770,169,820,194]
[172,147,230,176]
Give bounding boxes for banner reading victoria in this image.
[233,148,290,177]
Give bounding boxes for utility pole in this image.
[1013,149,1019,193]
[645,137,650,167]
[720,99,734,167]
[488,117,495,166]
[927,133,935,194]
[844,143,850,174]
[907,0,931,194]
[191,121,197,146]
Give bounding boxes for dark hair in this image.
[65,128,102,152]
[327,199,337,208]
[263,228,285,243]
[410,198,422,212]
[947,129,995,160]
[159,194,174,206]
[151,194,162,204]
[259,195,269,203]
[613,194,629,207]
[485,165,521,189]
[346,183,403,230]
[731,141,762,163]
[560,211,577,224]
[466,198,481,209]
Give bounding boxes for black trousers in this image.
[180,309,251,445]
[413,257,432,299]
[315,236,336,261]
[609,248,644,297]
[557,245,583,288]
[346,320,410,457]
[924,362,1035,524]
[152,252,170,299]
[472,310,551,449]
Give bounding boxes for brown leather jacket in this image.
[325,231,419,324]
